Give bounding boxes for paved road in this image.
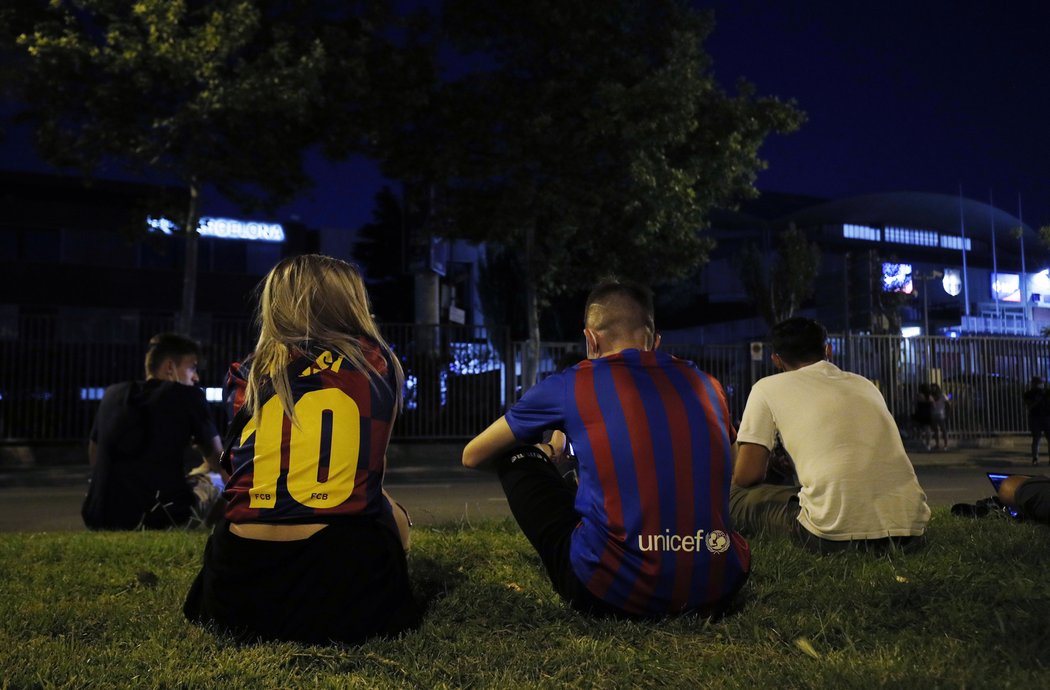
[0,477,513,532]
[1,443,1045,533]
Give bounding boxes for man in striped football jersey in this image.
[463,279,750,618]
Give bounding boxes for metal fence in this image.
[511,340,762,427]
[834,334,1050,438]
[466,333,1050,440]
[1,313,1048,443]
[0,316,511,443]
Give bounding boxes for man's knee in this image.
[496,446,565,494]
[729,482,800,536]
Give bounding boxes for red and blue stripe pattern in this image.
[508,349,749,616]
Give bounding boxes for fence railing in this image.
[1,314,1047,443]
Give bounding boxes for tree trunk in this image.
[523,225,540,391]
[177,180,201,335]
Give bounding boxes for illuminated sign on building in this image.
[147,216,285,242]
[942,269,962,296]
[991,273,1020,302]
[1030,270,1050,302]
[881,262,913,294]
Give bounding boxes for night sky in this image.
[4,1,1050,236]
[700,1,1050,226]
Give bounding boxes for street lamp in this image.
[915,270,944,336]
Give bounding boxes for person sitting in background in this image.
[996,475,1050,524]
[731,317,930,553]
[463,279,750,619]
[82,333,224,530]
[184,254,420,645]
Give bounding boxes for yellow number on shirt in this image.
[244,388,361,510]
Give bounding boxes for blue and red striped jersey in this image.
[222,341,397,524]
[505,348,750,616]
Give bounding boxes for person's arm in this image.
[88,440,97,467]
[733,442,771,487]
[192,435,227,481]
[462,416,521,470]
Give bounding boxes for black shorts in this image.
[184,517,420,645]
[497,450,626,617]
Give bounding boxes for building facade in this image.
[666,191,1045,343]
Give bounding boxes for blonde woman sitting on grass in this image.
[184,254,419,645]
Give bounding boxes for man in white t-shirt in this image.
[731,317,930,552]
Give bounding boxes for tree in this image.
[6,0,414,333]
[352,186,417,323]
[734,224,821,328]
[390,0,802,385]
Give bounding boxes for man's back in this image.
[506,349,749,615]
[83,379,216,529]
[739,360,929,540]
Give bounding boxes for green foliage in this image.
[734,225,822,328]
[2,511,1049,688]
[1039,224,1050,249]
[394,0,803,304]
[9,0,397,210]
[5,0,425,331]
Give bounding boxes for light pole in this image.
[916,270,944,336]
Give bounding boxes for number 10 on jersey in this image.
[242,388,361,510]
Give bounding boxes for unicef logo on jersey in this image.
[636,528,733,554]
[704,530,730,554]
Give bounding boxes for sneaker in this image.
[951,502,988,518]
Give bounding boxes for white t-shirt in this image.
[737,360,930,540]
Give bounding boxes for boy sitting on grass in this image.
[82,333,224,530]
[463,279,750,619]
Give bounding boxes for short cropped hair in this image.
[144,333,201,377]
[771,317,827,366]
[584,278,655,343]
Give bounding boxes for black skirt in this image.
[184,518,421,645]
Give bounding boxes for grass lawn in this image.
[1,508,1048,689]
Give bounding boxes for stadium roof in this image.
[778,191,1032,238]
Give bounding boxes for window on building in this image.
[939,235,972,251]
[843,223,880,241]
[884,226,939,247]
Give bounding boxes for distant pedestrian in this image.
[929,383,950,451]
[1023,376,1050,465]
[912,384,934,451]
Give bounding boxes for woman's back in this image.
[223,340,398,525]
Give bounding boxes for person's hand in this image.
[547,430,567,460]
